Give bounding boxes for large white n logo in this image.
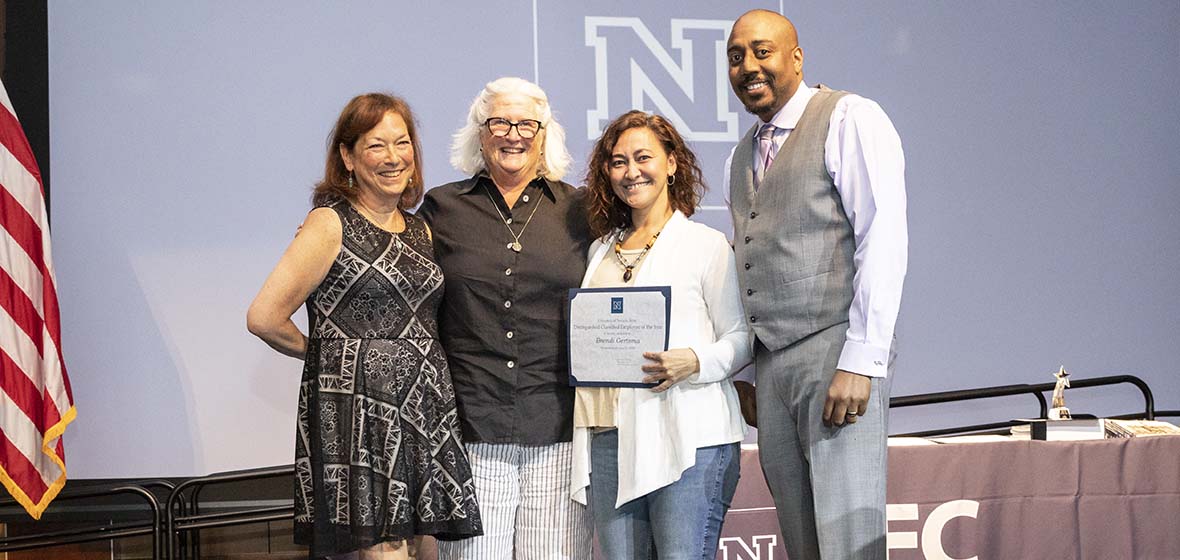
[718,535,778,560]
[585,17,738,142]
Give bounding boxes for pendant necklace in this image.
[613,228,661,282]
[484,183,542,252]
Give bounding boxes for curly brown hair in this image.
[584,110,706,239]
[312,93,425,209]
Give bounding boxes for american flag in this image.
[0,79,75,519]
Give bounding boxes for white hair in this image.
[450,76,573,181]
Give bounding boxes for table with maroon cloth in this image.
[716,435,1180,560]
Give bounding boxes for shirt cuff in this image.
[837,340,890,378]
[688,343,724,384]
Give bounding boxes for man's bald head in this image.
[727,10,804,121]
[734,10,798,49]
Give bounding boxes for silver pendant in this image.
[510,241,523,252]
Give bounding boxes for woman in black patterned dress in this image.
[248,93,482,559]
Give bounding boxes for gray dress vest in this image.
[730,86,856,352]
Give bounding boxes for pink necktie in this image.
[755,123,778,190]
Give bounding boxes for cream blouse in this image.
[572,242,646,428]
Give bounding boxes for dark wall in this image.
[1,0,50,208]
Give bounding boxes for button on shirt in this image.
[417,175,592,444]
[723,81,908,378]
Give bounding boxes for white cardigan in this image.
[570,211,752,506]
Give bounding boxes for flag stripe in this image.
[0,389,58,487]
[41,386,63,435]
[0,348,43,428]
[0,268,43,351]
[0,307,45,392]
[38,277,70,404]
[0,84,13,115]
[0,150,44,233]
[0,102,41,182]
[0,185,45,269]
[37,336,68,414]
[0,226,43,315]
[0,433,49,505]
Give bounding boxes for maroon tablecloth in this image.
[717,436,1180,560]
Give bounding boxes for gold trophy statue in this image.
[1048,366,1071,420]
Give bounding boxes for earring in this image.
[348,172,355,189]
[667,174,676,186]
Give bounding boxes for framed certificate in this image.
[566,286,671,387]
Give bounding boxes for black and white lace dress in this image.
[294,198,482,558]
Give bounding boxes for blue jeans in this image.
[588,429,740,560]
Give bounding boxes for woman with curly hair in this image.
[570,110,752,559]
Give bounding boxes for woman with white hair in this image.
[417,77,593,559]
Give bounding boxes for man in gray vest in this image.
[725,9,908,559]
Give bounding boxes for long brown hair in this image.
[584,110,705,239]
[313,93,425,209]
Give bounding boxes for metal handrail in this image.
[0,484,161,557]
[890,374,1158,437]
[173,504,294,528]
[175,507,294,532]
[891,382,1049,417]
[164,464,293,559]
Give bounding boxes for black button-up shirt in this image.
[418,175,592,444]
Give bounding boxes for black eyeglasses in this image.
[484,118,544,139]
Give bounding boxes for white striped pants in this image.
[437,442,592,560]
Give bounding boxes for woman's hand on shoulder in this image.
[641,348,700,393]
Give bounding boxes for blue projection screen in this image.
[48,1,1180,477]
